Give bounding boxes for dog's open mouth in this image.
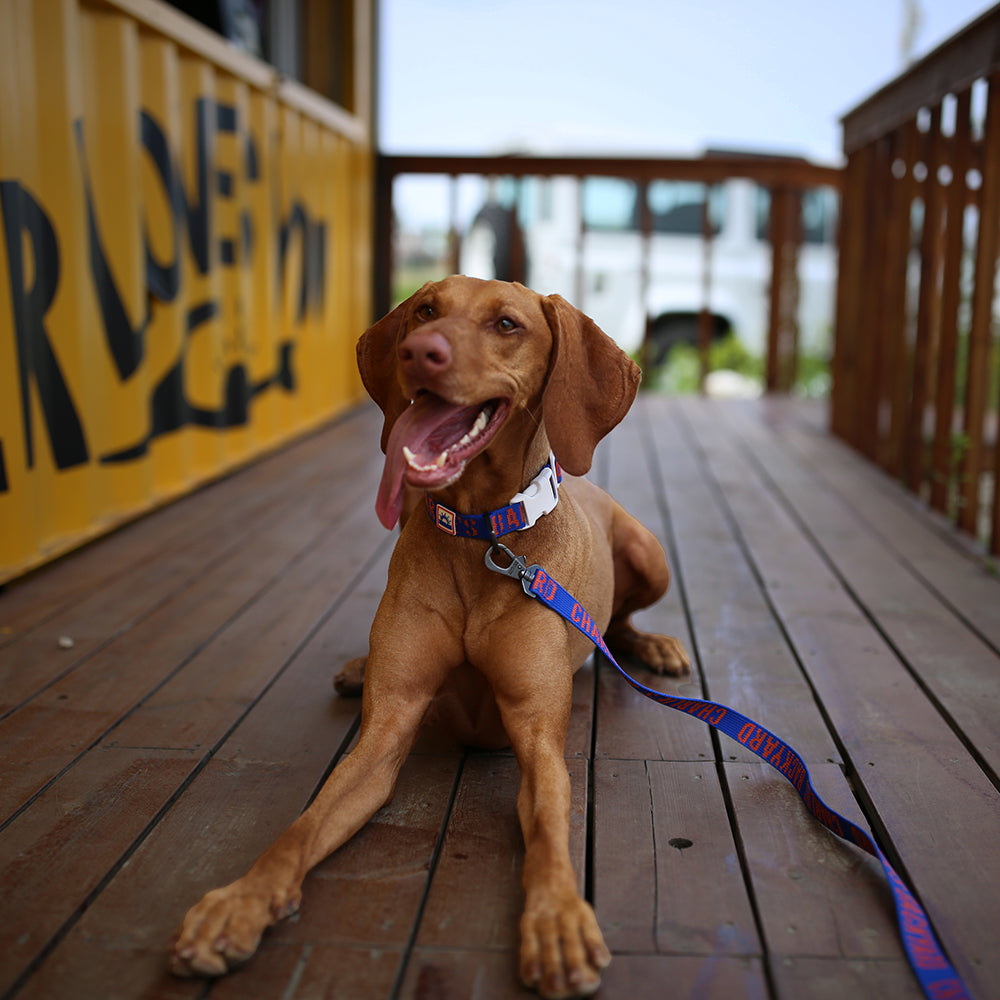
[375,393,509,529]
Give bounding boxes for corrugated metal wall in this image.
[0,0,372,583]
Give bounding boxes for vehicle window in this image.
[755,185,839,245]
[802,187,838,244]
[582,177,638,230]
[647,181,725,235]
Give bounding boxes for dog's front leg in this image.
[169,675,432,977]
[491,660,611,999]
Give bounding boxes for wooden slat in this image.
[400,949,770,999]
[724,400,1000,781]
[4,534,394,999]
[415,755,588,951]
[0,407,379,649]
[680,397,1000,1000]
[0,473,387,822]
[3,395,1000,1000]
[646,760,760,956]
[881,123,918,478]
[726,762,900,959]
[772,957,923,1000]
[645,397,841,764]
[753,400,1000,659]
[597,407,710,763]
[958,72,1000,537]
[930,88,974,515]
[905,105,946,494]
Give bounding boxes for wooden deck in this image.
[2,395,999,1000]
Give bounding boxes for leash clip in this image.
[484,541,540,597]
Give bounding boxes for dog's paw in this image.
[519,891,610,999]
[608,629,691,677]
[169,879,300,977]
[333,656,366,696]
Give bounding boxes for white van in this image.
[460,169,839,365]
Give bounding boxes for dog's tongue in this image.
[375,395,479,530]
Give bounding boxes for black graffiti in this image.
[0,97,330,494]
[0,180,90,473]
[101,304,296,463]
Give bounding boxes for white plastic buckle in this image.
[508,454,560,529]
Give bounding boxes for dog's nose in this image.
[399,330,452,377]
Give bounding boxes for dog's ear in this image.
[540,294,641,476]
[356,288,424,453]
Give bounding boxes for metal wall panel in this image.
[0,0,371,583]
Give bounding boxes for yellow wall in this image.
[0,0,372,583]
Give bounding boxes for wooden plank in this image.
[415,754,523,950]
[100,500,391,752]
[754,402,1000,662]
[399,948,769,999]
[269,755,462,949]
[3,545,397,999]
[398,948,534,1000]
[595,406,712,763]
[723,401,1000,781]
[209,944,402,1000]
[646,760,760,956]
[0,407,379,645]
[727,762,900,959]
[646,397,841,765]
[0,464,386,820]
[0,411,381,710]
[593,758,760,957]
[680,398,1000,1000]
[591,758,657,952]
[416,755,588,952]
[772,957,923,1000]
[0,747,199,997]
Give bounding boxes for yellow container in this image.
[0,0,372,583]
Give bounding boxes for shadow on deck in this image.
[1,395,999,1000]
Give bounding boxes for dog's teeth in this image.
[403,445,451,473]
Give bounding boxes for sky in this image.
[379,0,993,165]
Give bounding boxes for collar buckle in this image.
[509,455,560,530]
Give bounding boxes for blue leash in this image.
[483,538,972,1000]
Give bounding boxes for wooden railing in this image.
[832,4,1000,555]
[375,153,841,393]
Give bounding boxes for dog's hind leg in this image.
[333,656,366,695]
[605,503,690,676]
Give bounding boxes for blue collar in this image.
[425,454,562,539]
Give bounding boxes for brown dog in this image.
[169,276,690,998]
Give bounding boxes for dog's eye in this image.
[415,303,435,321]
[495,316,518,334]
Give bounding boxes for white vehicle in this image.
[460,169,839,364]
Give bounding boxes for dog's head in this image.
[357,275,641,528]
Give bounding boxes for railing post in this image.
[959,70,1000,540]
[905,105,946,494]
[930,87,973,515]
[765,185,801,393]
[697,186,716,392]
[373,153,394,319]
